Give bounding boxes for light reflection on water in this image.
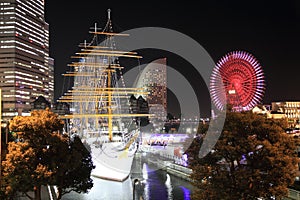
[165,174,173,200]
[137,163,192,200]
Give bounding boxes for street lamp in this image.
[0,121,1,189]
[132,178,140,200]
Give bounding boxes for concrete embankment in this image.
[165,162,192,181]
[146,152,192,182]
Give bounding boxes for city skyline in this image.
[45,0,300,117]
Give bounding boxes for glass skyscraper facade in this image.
[0,0,53,121]
[136,58,167,131]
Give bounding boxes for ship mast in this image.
[58,9,152,143]
[106,9,113,141]
[107,66,113,141]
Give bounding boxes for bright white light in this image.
[228,90,236,94]
[142,163,148,180]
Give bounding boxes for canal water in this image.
[61,152,193,200]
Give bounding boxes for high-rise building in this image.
[0,0,53,121]
[135,58,167,131]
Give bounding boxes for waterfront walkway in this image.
[13,185,57,200]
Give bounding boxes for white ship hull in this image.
[86,134,138,182]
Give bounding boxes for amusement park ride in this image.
[210,50,265,112]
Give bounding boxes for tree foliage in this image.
[52,136,95,199]
[0,109,95,200]
[187,111,299,200]
[1,141,53,199]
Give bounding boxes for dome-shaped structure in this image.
[210,51,265,111]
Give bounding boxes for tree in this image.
[187,110,299,200]
[129,95,150,127]
[166,113,175,120]
[1,109,95,200]
[52,136,95,199]
[1,108,64,199]
[1,141,53,199]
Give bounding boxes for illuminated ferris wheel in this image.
[210,51,265,111]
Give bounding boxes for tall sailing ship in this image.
[58,9,150,182]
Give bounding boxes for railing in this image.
[287,188,300,200]
[167,163,192,175]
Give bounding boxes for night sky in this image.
[45,0,300,118]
